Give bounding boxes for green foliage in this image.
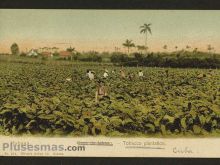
[110,53,130,64]
[110,51,220,68]
[66,47,75,53]
[10,43,20,55]
[79,51,102,62]
[0,60,219,136]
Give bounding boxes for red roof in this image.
[59,51,72,57]
[41,52,52,56]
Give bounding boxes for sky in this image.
[0,9,220,53]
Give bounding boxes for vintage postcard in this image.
[0,9,219,157]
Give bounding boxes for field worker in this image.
[138,70,144,78]
[120,66,126,79]
[72,69,78,81]
[128,72,134,81]
[165,69,169,77]
[95,80,108,103]
[66,77,72,82]
[86,69,95,80]
[103,71,108,78]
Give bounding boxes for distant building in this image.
[59,51,72,59]
[41,51,53,57]
[27,49,38,56]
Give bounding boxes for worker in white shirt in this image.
[103,71,108,78]
[138,70,144,78]
[86,69,95,80]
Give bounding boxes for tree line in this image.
[7,22,220,68]
[110,52,220,69]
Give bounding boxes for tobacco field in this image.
[0,61,220,137]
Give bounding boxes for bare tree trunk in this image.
[145,33,148,54]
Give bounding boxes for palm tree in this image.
[186,45,191,51]
[207,44,214,54]
[114,47,120,52]
[175,46,178,51]
[140,23,152,53]
[163,45,168,52]
[207,44,211,53]
[193,47,198,53]
[122,39,135,54]
[66,46,75,53]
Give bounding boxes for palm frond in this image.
[122,39,135,48]
[140,23,152,34]
[130,43,135,47]
[122,43,127,47]
[140,29,146,33]
[147,27,152,34]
